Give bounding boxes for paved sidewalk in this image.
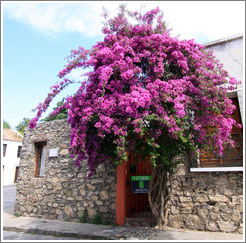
[3,211,244,241]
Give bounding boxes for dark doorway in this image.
[126,152,153,218]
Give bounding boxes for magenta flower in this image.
[29,6,241,176]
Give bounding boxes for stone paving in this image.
[95,226,159,240]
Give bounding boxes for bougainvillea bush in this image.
[30,5,240,226]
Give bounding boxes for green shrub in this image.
[102,220,111,225]
[91,214,102,224]
[79,210,88,223]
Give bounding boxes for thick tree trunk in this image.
[148,164,172,228]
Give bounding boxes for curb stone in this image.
[3,226,117,240]
[3,213,243,241]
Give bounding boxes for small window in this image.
[3,144,7,157]
[14,166,19,183]
[17,146,22,158]
[35,142,47,177]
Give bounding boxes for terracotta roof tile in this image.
[3,129,23,142]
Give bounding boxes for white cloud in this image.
[3,2,104,37]
[3,1,245,43]
[68,68,89,81]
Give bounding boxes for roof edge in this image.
[204,33,243,47]
[3,128,23,142]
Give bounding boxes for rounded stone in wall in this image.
[208,195,229,203]
[91,195,98,201]
[209,212,219,220]
[95,200,103,206]
[195,194,209,203]
[59,149,69,156]
[231,213,241,222]
[52,177,59,184]
[110,203,116,210]
[217,221,237,233]
[169,220,183,229]
[184,214,205,230]
[47,215,55,220]
[99,191,109,200]
[80,189,86,196]
[99,206,108,213]
[64,206,74,217]
[206,222,219,232]
[87,184,96,191]
[87,208,96,218]
[56,209,62,215]
[97,164,105,172]
[197,208,209,221]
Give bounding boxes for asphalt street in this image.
[3,185,16,215]
[3,230,86,240]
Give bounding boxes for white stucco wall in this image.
[205,34,244,123]
[2,140,22,186]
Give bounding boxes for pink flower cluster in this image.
[29,78,72,129]
[30,6,241,176]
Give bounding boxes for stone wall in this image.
[14,119,117,223]
[15,119,243,233]
[169,163,243,233]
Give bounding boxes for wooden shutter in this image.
[199,97,243,167]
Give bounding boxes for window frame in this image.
[35,142,47,177]
[190,94,243,172]
[190,167,243,172]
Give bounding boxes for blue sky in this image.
[2,1,245,128]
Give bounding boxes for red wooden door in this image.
[126,152,153,218]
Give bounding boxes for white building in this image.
[191,34,243,171]
[2,129,23,186]
[204,33,243,122]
